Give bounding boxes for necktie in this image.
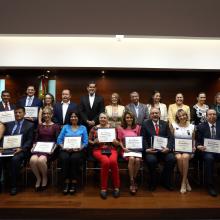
[13,121,21,135]
[4,103,9,111]
[27,97,32,106]
[155,123,159,136]
[211,125,216,139]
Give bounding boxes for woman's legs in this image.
[37,155,48,187]
[30,155,41,187]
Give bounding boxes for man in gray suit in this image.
[126,91,149,125]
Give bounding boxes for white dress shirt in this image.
[62,101,70,123]
[89,94,95,108]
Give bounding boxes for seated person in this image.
[57,110,88,195]
[141,107,175,191]
[89,113,120,199]
[0,106,34,195]
[30,107,60,191]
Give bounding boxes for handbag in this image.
[101,147,112,156]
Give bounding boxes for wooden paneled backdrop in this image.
[1,68,220,107]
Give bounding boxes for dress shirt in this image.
[25,96,34,106]
[89,94,95,108]
[11,119,25,135]
[208,122,216,139]
[61,101,70,124]
[2,101,10,110]
[134,103,139,118]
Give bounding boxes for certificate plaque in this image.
[33,142,56,154]
[63,136,82,149]
[0,110,15,123]
[175,138,192,153]
[3,134,22,149]
[153,136,168,150]
[204,138,220,154]
[97,128,116,143]
[125,136,142,150]
[25,107,38,118]
[123,152,142,158]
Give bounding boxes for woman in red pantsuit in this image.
[89,113,120,199]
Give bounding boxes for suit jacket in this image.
[79,95,105,125]
[126,103,149,125]
[197,121,220,146]
[141,119,173,151]
[3,119,35,150]
[0,101,16,111]
[17,96,43,108]
[53,102,78,125]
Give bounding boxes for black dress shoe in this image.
[41,185,47,191]
[69,183,76,195]
[100,190,107,199]
[208,187,218,197]
[112,189,120,198]
[63,183,69,195]
[10,187,17,196]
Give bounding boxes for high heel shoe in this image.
[186,179,192,192]
[63,183,69,195]
[129,179,136,195]
[35,186,41,192]
[69,183,76,195]
[180,182,187,194]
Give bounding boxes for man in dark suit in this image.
[141,107,175,191]
[197,109,220,197]
[53,89,77,126]
[17,85,43,124]
[126,91,149,125]
[0,106,34,195]
[79,81,104,130]
[0,90,16,112]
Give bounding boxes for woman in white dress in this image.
[170,109,195,194]
[147,90,168,121]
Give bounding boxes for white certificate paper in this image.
[97,128,116,143]
[125,136,142,150]
[3,134,22,149]
[0,110,15,123]
[175,138,192,153]
[63,136,81,149]
[33,142,55,154]
[123,152,142,158]
[25,107,38,118]
[204,138,220,154]
[153,136,168,150]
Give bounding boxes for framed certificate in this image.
[0,110,15,123]
[32,142,56,154]
[153,136,168,150]
[97,128,116,143]
[204,138,220,154]
[3,134,22,149]
[63,136,82,149]
[123,152,142,158]
[25,107,38,118]
[125,136,142,150]
[175,138,193,153]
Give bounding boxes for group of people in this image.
[0,82,220,200]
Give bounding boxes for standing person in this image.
[210,92,220,121]
[168,93,190,125]
[126,91,149,125]
[0,106,34,195]
[89,113,120,199]
[117,111,141,195]
[57,111,88,195]
[30,107,60,191]
[197,109,220,197]
[17,85,43,121]
[170,109,195,194]
[53,89,78,126]
[147,90,168,121]
[141,107,175,191]
[0,90,16,112]
[191,92,209,126]
[79,81,105,131]
[105,93,125,128]
[38,93,55,125]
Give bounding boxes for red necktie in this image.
[155,123,159,135]
[4,103,9,111]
